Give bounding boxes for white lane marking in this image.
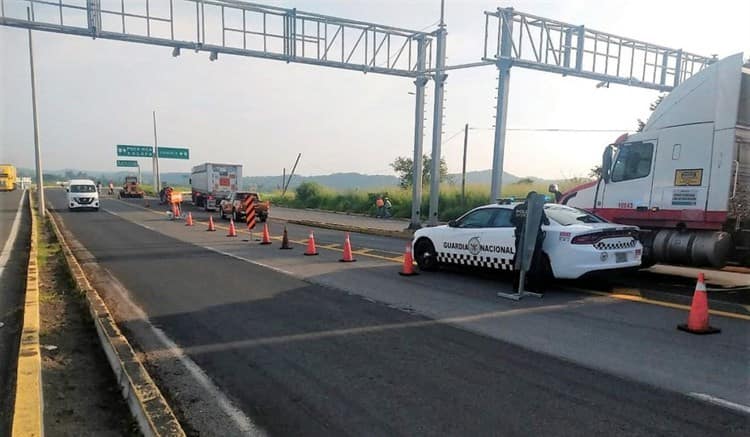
[205,246,297,277]
[688,393,750,415]
[82,208,263,435]
[0,190,27,278]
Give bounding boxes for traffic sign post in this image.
[116,160,139,167]
[117,160,141,182]
[157,147,189,159]
[117,145,154,157]
[115,142,189,189]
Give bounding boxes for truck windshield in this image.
[70,185,96,193]
[545,205,607,226]
[235,193,249,200]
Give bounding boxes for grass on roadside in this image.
[263,179,588,221]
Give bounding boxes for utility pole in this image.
[409,36,428,229]
[282,168,286,192]
[461,123,468,206]
[152,111,160,192]
[428,0,447,226]
[490,7,513,203]
[27,8,45,217]
[282,153,301,196]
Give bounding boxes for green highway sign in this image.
[117,144,153,157]
[157,147,190,160]
[116,160,139,167]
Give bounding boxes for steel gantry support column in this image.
[490,7,513,203]
[427,19,447,226]
[409,36,428,229]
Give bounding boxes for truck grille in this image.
[75,197,94,204]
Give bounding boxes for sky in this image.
[1,0,748,180]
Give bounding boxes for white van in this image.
[66,179,100,211]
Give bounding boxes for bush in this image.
[295,181,324,205]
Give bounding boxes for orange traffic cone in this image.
[227,219,238,237]
[280,226,293,250]
[304,231,318,256]
[185,212,194,226]
[260,223,272,245]
[678,273,720,335]
[398,244,418,276]
[207,216,216,232]
[339,233,356,263]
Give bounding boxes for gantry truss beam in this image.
[0,0,433,77]
[481,7,713,91]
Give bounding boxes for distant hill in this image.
[19,167,556,191]
[244,172,401,192]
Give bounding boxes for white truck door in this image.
[601,140,658,211]
[650,124,714,212]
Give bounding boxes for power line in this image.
[469,127,630,132]
[443,128,466,144]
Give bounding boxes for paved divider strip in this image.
[12,191,43,437]
[46,208,185,437]
[282,219,414,239]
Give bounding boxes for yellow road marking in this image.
[110,198,749,320]
[13,192,42,437]
[574,287,750,321]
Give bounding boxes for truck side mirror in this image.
[602,145,614,183]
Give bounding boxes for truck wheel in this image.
[233,210,241,222]
[260,214,267,223]
[220,208,226,220]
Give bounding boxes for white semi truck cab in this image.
[564,53,749,268]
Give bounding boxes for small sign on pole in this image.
[498,193,545,301]
[116,160,139,167]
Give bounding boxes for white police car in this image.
[412,203,643,279]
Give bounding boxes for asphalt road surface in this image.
[48,190,749,436]
[135,196,750,308]
[0,189,29,435]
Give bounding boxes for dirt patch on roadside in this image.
[37,217,138,436]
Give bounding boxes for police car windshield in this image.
[69,184,96,193]
[544,205,606,226]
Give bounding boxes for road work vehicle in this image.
[66,179,100,211]
[0,164,17,191]
[412,203,643,279]
[119,176,144,198]
[219,191,269,222]
[190,163,243,211]
[564,53,749,268]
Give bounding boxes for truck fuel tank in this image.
[651,229,733,268]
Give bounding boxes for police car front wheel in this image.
[414,239,439,271]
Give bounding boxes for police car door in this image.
[439,208,496,268]
[484,208,516,272]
